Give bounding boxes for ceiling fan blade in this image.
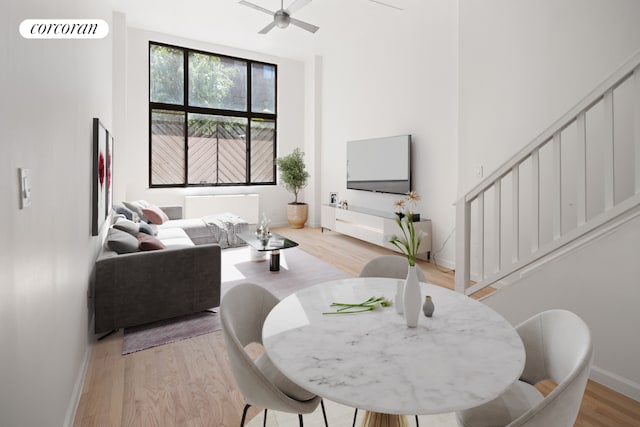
[289,17,319,33]
[238,0,274,16]
[258,21,277,34]
[286,0,311,14]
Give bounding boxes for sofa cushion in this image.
[142,205,170,225]
[113,218,139,235]
[136,232,166,251]
[156,227,190,239]
[106,228,140,254]
[156,227,195,249]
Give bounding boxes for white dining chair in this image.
[359,255,427,282]
[221,282,328,427]
[456,309,593,427]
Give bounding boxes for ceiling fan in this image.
[239,0,320,34]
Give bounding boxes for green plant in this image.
[389,214,422,267]
[275,147,309,204]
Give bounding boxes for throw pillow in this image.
[113,218,139,235]
[136,232,165,251]
[123,200,151,222]
[137,221,157,236]
[113,203,134,220]
[141,205,170,225]
[106,228,140,254]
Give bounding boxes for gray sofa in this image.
[93,205,230,335]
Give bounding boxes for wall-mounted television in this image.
[346,135,411,195]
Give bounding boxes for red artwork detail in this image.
[107,153,112,189]
[98,152,105,187]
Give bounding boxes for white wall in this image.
[0,1,112,426]
[483,208,640,400]
[117,2,460,265]
[117,28,307,227]
[316,0,459,267]
[458,0,640,195]
[458,0,640,399]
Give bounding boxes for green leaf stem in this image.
[322,296,392,315]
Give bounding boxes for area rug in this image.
[122,310,220,354]
[122,246,352,354]
[245,399,457,427]
[221,246,352,300]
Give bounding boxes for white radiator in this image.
[184,194,259,224]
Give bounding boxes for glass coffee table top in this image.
[237,231,298,251]
[237,231,299,272]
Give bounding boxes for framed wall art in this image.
[105,130,114,219]
[92,118,109,236]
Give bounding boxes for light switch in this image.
[474,165,484,179]
[19,168,31,209]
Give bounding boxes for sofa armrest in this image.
[160,205,183,220]
[94,243,221,334]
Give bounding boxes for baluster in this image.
[455,198,471,294]
[478,192,485,280]
[494,180,502,273]
[603,89,615,210]
[576,112,587,225]
[511,164,520,264]
[634,66,640,194]
[552,133,562,240]
[531,150,540,253]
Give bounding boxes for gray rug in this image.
[122,247,351,354]
[122,311,219,355]
[221,246,352,300]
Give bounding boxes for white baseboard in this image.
[430,255,454,270]
[64,342,93,427]
[591,365,640,402]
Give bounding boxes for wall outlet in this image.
[19,168,31,209]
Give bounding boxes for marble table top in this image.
[262,277,525,415]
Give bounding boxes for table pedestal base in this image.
[270,250,280,272]
[361,411,409,427]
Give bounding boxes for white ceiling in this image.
[112,0,419,60]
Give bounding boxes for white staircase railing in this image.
[455,50,640,296]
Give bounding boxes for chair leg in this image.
[320,399,329,427]
[415,414,419,426]
[352,408,358,427]
[298,413,304,426]
[263,409,268,427]
[240,404,251,427]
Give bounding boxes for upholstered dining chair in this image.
[456,309,593,427]
[359,255,427,282]
[221,282,328,427]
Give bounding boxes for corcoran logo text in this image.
[20,19,109,39]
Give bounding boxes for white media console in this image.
[321,204,432,260]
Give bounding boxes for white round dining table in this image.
[262,277,525,419]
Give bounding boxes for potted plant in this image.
[275,147,310,228]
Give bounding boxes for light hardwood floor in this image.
[74,227,640,426]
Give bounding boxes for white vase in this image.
[403,265,422,327]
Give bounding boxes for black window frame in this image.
[148,41,278,188]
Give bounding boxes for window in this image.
[149,42,277,187]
